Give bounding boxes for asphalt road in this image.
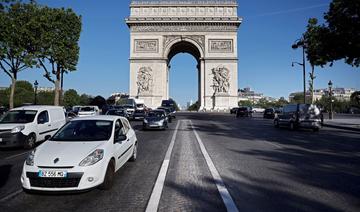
[0,112,359,212]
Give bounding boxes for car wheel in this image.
[129,143,137,162]
[274,120,280,128]
[24,134,36,149]
[99,160,115,190]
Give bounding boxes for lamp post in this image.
[34,80,38,105]
[292,38,306,104]
[328,80,333,120]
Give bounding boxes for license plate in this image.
[38,170,67,178]
[149,124,158,127]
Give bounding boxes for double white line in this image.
[145,120,238,212]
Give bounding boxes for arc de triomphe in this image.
[126,0,242,110]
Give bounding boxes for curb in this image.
[323,123,360,132]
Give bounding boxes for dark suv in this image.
[274,104,321,131]
[236,107,253,118]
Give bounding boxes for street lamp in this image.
[292,38,306,104]
[328,80,333,120]
[34,80,38,105]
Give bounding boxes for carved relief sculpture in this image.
[209,39,233,53]
[137,67,153,95]
[134,39,158,53]
[211,65,230,94]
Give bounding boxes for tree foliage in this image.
[90,95,106,109]
[63,89,80,107]
[302,0,360,67]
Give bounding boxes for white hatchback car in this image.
[21,116,138,191]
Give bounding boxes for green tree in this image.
[274,97,289,108]
[79,94,92,105]
[90,95,106,109]
[188,101,199,111]
[63,89,80,108]
[36,6,82,106]
[238,100,253,107]
[0,2,37,108]
[350,91,360,108]
[13,80,34,107]
[37,91,54,105]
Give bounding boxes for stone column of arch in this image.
[126,0,242,110]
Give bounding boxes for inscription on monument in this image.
[209,39,233,53]
[134,39,158,53]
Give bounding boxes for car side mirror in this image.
[115,134,127,143]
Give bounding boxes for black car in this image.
[106,109,130,119]
[0,106,7,117]
[263,108,276,119]
[230,107,239,114]
[157,107,173,122]
[236,107,253,118]
[143,110,168,130]
[274,104,321,131]
[132,109,146,120]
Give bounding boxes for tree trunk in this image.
[54,67,61,106]
[310,65,315,104]
[9,76,16,109]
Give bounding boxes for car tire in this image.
[129,143,137,162]
[24,134,36,149]
[99,160,115,190]
[274,120,280,128]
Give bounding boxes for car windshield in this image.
[51,120,113,142]
[238,107,248,111]
[299,104,320,117]
[147,111,163,118]
[265,109,274,112]
[80,107,95,112]
[0,110,37,124]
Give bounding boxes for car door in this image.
[113,119,130,170]
[36,110,50,141]
[121,118,134,161]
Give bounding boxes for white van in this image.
[77,106,100,117]
[0,106,66,149]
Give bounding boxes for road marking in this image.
[145,120,180,212]
[0,189,22,203]
[4,151,30,160]
[190,120,239,212]
[263,140,282,149]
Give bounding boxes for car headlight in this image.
[11,125,25,134]
[26,149,36,166]
[79,149,104,166]
[144,119,148,124]
[158,120,164,124]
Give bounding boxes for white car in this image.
[77,106,100,117]
[0,106,66,149]
[21,116,138,192]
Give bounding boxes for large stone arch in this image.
[126,0,242,110]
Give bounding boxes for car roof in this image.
[71,115,125,121]
[11,105,64,111]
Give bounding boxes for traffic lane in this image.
[0,147,29,160]
[187,113,360,212]
[0,120,177,212]
[159,120,226,212]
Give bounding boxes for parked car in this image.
[21,116,138,192]
[0,106,66,149]
[78,106,100,117]
[236,107,253,118]
[274,104,321,131]
[106,109,130,119]
[263,108,276,119]
[230,107,239,114]
[132,109,146,120]
[143,110,168,130]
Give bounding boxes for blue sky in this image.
[0,0,359,107]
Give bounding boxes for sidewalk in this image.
[323,118,360,132]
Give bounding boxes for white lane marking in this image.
[145,120,180,212]
[263,140,282,149]
[190,120,239,212]
[4,151,30,160]
[0,189,22,203]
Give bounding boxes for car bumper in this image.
[21,160,107,191]
[0,132,27,148]
[143,122,165,129]
[299,120,321,129]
